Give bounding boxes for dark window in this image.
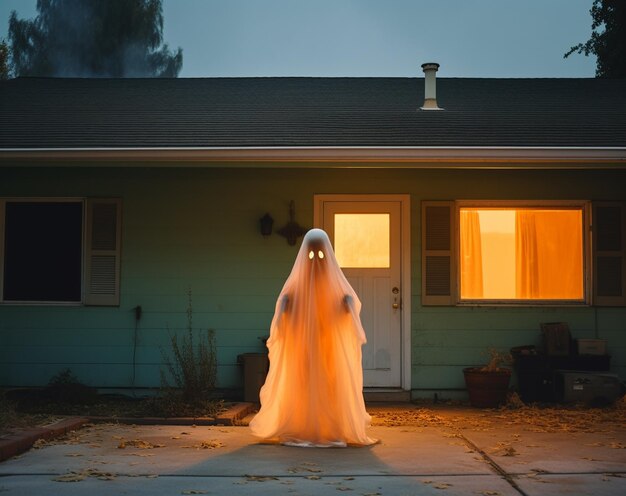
[3,202,83,302]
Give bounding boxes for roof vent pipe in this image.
[420,62,443,111]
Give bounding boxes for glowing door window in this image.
[334,214,390,268]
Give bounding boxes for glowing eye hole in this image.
[308,250,314,260]
[318,251,324,259]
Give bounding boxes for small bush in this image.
[160,289,218,405]
[0,392,19,430]
[45,368,97,404]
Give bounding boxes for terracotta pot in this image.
[463,367,512,408]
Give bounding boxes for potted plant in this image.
[463,349,512,408]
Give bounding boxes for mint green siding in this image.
[1,166,625,393]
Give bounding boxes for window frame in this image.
[1,197,123,307]
[455,200,592,306]
[0,197,87,306]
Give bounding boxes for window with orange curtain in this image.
[459,207,584,301]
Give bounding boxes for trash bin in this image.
[511,345,554,403]
[238,353,269,403]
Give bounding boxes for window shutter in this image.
[85,199,122,306]
[422,201,456,305]
[0,200,5,302]
[593,202,626,306]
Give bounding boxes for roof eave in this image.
[1,146,626,168]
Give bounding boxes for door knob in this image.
[392,295,401,310]
[392,287,401,309]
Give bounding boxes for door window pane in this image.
[3,202,83,302]
[334,213,390,268]
[459,208,584,300]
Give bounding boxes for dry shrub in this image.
[159,289,219,416]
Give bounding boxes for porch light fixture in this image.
[277,200,308,246]
[259,213,274,236]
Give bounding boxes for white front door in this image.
[315,195,408,388]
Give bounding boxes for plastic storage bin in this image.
[238,353,269,403]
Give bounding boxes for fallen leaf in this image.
[83,468,116,480]
[33,439,50,449]
[52,468,116,483]
[245,475,278,482]
[502,446,518,457]
[52,473,86,483]
[118,439,164,449]
[305,475,321,480]
[434,482,452,489]
[182,440,225,450]
[181,491,209,495]
[198,440,224,449]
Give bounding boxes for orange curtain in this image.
[460,210,484,298]
[515,210,583,299]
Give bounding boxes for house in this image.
[1,64,625,401]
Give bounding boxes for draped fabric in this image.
[460,210,484,298]
[250,229,376,447]
[515,210,583,299]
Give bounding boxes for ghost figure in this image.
[250,228,376,447]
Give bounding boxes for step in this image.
[363,389,411,403]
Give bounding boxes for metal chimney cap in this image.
[421,62,440,71]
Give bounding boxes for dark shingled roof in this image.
[1,77,626,148]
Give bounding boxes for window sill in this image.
[457,300,589,307]
[0,301,83,307]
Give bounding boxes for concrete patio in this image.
[0,405,624,495]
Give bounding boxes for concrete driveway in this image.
[0,412,625,496]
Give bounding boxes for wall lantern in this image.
[277,200,308,246]
[259,213,274,236]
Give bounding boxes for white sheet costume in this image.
[250,229,376,447]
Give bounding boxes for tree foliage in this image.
[8,0,182,77]
[0,40,9,79]
[564,0,626,78]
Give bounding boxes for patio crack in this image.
[458,433,528,496]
